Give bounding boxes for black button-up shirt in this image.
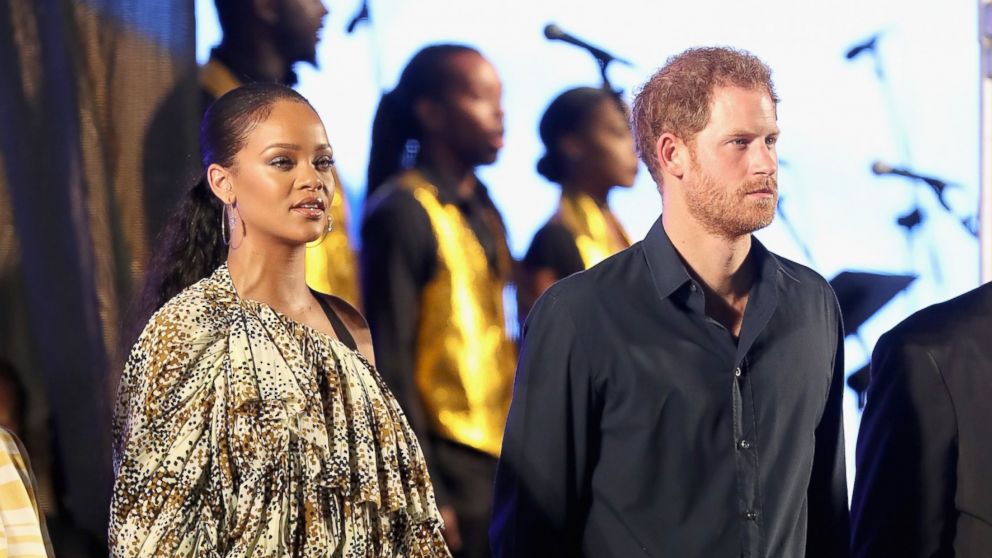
[491,218,849,557]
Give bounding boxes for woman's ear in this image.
[558,135,582,162]
[207,163,234,204]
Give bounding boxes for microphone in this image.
[872,161,952,210]
[543,24,632,67]
[845,34,880,60]
[346,0,369,34]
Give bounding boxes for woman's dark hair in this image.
[536,86,624,183]
[366,44,480,197]
[133,83,312,334]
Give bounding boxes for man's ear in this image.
[656,133,687,180]
[207,163,234,204]
[413,98,444,134]
[253,0,279,25]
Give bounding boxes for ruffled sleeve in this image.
[110,284,231,557]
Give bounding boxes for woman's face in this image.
[568,99,639,190]
[216,100,336,247]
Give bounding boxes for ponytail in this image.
[366,90,416,198]
[126,175,225,344]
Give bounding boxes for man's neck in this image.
[662,209,756,337]
[418,144,477,199]
[215,38,293,85]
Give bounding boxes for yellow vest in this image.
[199,58,361,307]
[556,192,630,268]
[399,170,516,457]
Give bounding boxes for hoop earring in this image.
[221,204,231,245]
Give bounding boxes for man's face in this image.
[275,0,328,66]
[434,52,505,167]
[682,85,779,239]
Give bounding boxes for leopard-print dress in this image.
[110,264,450,557]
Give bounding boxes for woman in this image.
[518,86,639,321]
[361,44,514,558]
[111,83,448,557]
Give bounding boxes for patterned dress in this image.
[110,265,449,557]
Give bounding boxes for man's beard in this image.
[684,164,778,239]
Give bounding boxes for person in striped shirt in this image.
[0,427,52,558]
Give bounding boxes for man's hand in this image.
[440,505,463,552]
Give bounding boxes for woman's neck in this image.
[226,237,312,314]
[560,177,610,206]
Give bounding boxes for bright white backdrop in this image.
[198,0,981,492]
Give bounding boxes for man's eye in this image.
[765,137,778,146]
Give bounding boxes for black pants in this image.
[433,437,498,558]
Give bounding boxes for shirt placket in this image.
[733,356,762,557]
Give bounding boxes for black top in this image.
[851,282,992,558]
[491,218,850,558]
[523,222,584,280]
[360,169,508,503]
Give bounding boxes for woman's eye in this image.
[314,157,335,171]
[270,157,293,168]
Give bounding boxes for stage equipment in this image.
[830,271,916,407]
[980,0,992,281]
[543,23,632,91]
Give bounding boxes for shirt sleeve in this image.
[359,189,451,504]
[109,301,227,557]
[850,330,957,557]
[490,289,595,556]
[805,297,851,558]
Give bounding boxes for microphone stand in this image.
[848,34,938,291]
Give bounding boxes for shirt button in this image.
[744,510,758,521]
[689,283,698,292]
[734,367,742,377]
[738,439,751,450]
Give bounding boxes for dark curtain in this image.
[0,0,197,544]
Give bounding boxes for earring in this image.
[327,214,334,232]
[221,204,231,245]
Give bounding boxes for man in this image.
[491,47,849,557]
[851,283,992,556]
[361,45,514,557]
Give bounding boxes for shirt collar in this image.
[641,217,798,302]
[415,166,489,206]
